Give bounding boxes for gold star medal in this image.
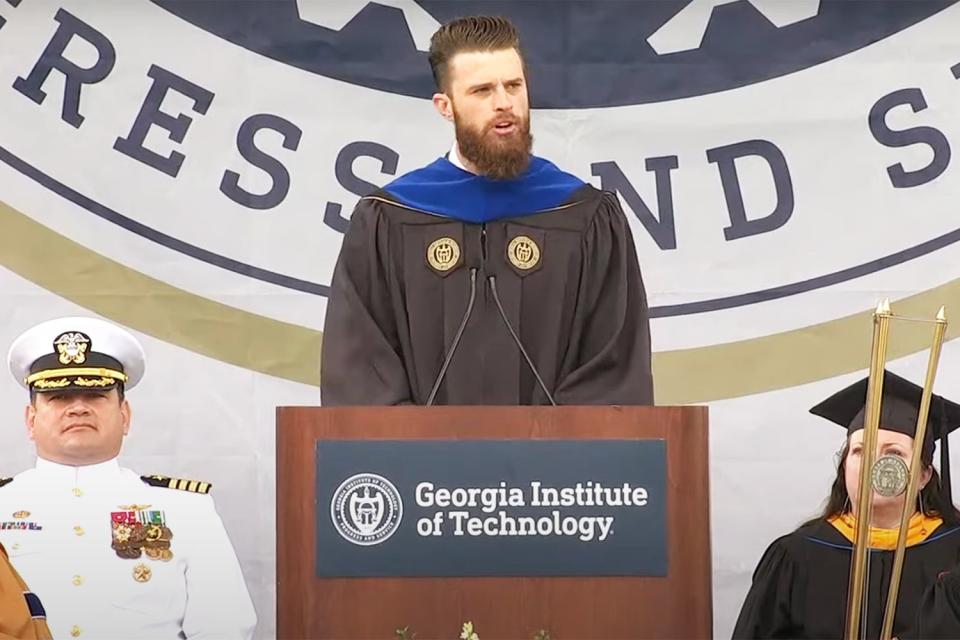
[132,563,152,583]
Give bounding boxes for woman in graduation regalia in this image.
[733,371,960,639]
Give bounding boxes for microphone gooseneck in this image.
[426,268,478,406]
[487,275,557,406]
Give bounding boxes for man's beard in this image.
[455,109,533,180]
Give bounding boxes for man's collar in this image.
[448,141,474,174]
[35,455,122,483]
[382,154,586,223]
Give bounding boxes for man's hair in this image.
[428,16,522,92]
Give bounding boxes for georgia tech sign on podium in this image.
[315,440,667,577]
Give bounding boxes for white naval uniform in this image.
[0,458,256,639]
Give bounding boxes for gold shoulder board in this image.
[140,474,212,494]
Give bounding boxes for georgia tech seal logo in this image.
[507,236,540,270]
[330,473,403,546]
[426,237,461,273]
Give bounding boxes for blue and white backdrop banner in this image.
[1,1,960,636]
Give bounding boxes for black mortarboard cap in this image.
[810,370,960,503]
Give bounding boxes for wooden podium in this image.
[277,405,710,639]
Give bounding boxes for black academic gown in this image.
[914,563,960,638]
[732,519,960,639]
[320,182,654,406]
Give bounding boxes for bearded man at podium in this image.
[321,15,653,407]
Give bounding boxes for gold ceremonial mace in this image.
[844,300,891,640]
[880,306,948,640]
[843,302,949,640]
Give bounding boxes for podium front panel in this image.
[315,439,668,577]
[278,405,710,639]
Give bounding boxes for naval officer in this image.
[0,317,256,639]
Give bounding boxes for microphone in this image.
[426,268,478,406]
[487,275,557,406]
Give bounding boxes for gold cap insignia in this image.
[33,378,72,389]
[132,563,152,583]
[12,510,29,519]
[54,331,90,365]
[426,237,461,272]
[507,235,541,270]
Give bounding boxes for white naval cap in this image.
[7,316,145,392]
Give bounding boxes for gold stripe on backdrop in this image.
[0,200,321,386]
[1,199,956,403]
[655,287,960,404]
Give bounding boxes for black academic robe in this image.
[914,564,960,638]
[320,184,653,406]
[732,519,960,639]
